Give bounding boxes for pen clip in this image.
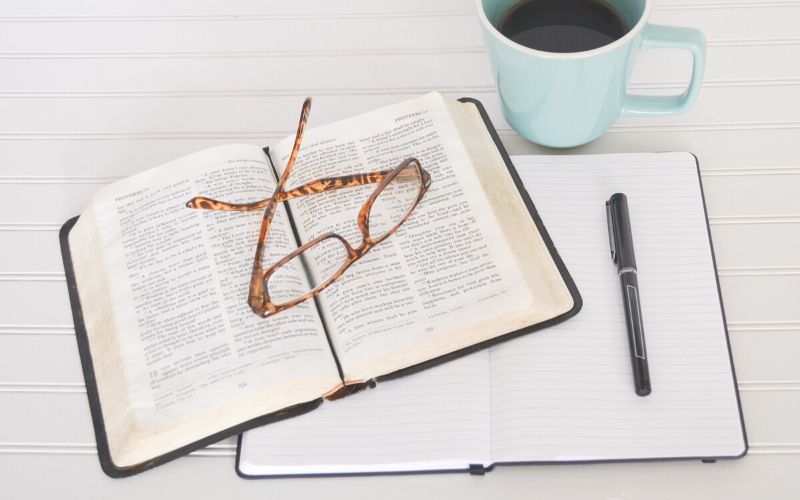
[606,200,617,263]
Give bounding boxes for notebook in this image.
[237,152,747,477]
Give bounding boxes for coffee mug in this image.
[476,0,705,148]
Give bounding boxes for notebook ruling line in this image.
[237,152,747,478]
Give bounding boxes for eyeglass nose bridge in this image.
[248,268,272,316]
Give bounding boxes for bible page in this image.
[69,145,340,466]
[268,92,535,382]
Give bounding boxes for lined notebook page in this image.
[490,153,746,462]
[238,352,491,475]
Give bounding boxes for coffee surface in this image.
[498,0,630,53]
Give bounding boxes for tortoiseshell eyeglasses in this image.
[186,98,431,318]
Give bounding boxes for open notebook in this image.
[237,152,747,477]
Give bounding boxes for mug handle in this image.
[621,24,706,116]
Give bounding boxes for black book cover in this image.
[59,97,582,477]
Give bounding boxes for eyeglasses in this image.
[186,98,431,318]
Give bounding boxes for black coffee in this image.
[498,0,630,53]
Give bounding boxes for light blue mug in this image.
[476,0,705,148]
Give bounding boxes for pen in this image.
[606,193,651,397]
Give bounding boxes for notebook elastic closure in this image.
[468,463,486,475]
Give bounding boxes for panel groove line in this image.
[3,321,798,336]
[738,382,800,391]
[0,443,793,456]
[0,47,489,59]
[4,217,800,232]
[0,443,236,456]
[728,321,800,332]
[0,1,798,21]
[0,11,478,23]
[2,381,798,394]
[656,0,800,9]
[702,166,800,176]
[1,37,800,59]
[1,78,800,100]
[3,166,799,184]
[4,266,800,282]
[0,272,65,281]
[2,121,800,141]
[0,325,75,335]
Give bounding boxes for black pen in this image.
[606,193,651,397]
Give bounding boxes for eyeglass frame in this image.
[186,97,431,317]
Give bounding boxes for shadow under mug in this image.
[476,0,706,148]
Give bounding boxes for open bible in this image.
[60,92,581,477]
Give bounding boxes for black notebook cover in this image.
[59,96,582,477]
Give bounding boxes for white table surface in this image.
[1,0,798,498]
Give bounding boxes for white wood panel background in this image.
[0,0,798,497]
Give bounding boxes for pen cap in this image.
[609,193,637,269]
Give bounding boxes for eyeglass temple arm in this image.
[184,167,425,212]
[275,97,312,192]
[248,97,312,316]
[246,198,279,315]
